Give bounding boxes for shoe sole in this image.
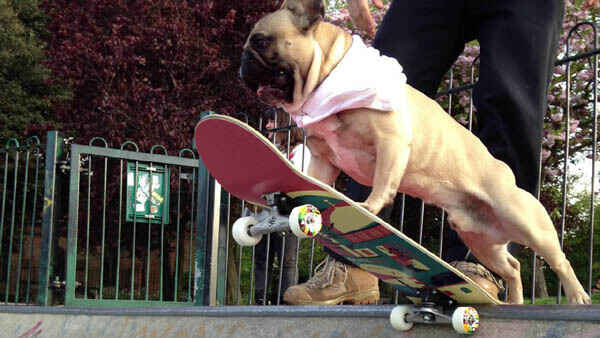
[284,289,380,305]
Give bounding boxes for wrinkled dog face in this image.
[239,0,325,106]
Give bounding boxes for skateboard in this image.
[194,114,501,334]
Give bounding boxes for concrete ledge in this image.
[2,305,600,337]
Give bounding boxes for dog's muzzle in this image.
[239,50,294,106]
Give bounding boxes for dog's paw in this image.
[357,202,372,214]
[567,290,592,305]
[357,202,381,215]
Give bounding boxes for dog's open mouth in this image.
[255,70,292,104]
[240,51,294,106]
[257,84,285,101]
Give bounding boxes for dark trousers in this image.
[326,0,564,263]
[254,233,298,304]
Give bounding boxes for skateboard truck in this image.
[232,192,323,246]
[390,289,479,334]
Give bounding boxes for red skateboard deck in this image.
[194,114,500,305]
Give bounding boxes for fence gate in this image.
[63,139,203,306]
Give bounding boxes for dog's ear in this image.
[281,0,325,31]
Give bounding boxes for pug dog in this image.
[239,0,590,304]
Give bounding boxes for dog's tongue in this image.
[257,85,268,97]
[256,85,285,104]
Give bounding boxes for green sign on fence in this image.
[126,162,169,224]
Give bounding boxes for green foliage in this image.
[563,188,600,289]
[0,0,69,141]
[525,291,600,305]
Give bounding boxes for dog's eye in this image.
[256,38,268,49]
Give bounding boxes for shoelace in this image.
[305,256,348,289]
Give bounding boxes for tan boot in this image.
[450,261,504,301]
[283,256,380,305]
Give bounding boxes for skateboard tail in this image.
[195,115,322,205]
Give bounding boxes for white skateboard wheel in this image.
[289,204,322,238]
[452,306,479,334]
[232,216,262,246]
[390,305,414,331]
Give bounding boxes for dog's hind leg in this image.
[490,186,591,304]
[456,232,523,303]
[448,207,524,303]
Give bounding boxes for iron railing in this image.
[63,139,201,306]
[0,22,598,308]
[0,136,45,305]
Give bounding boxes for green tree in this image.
[557,185,599,295]
[0,0,68,141]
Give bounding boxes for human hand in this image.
[346,0,384,37]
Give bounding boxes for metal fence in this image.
[1,23,599,308]
[1,131,216,307]
[0,136,44,305]
[63,139,202,306]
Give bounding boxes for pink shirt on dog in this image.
[290,35,408,128]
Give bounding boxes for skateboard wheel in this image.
[232,216,262,246]
[452,306,479,334]
[390,305,414,331]
[289,204,322,238]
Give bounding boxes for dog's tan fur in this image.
[242,0,590,304]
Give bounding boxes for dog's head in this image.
[239,0,326,108]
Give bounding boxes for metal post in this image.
[37,131,65,306]
[215,190,229,305]
[194,111,216,306]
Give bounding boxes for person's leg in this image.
[470,0,563,195]
[279,234,299,300]
[373,0,468,97]
[465,0,563,262]
[254,234,276,304]
[444,0,564,297]
[253,236,267,304]
[372,0,482,265]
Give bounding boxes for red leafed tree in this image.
[39,1,281,302]
[41,0,279,151]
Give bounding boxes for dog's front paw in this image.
[359,190,397,216]
[357,201,382,215]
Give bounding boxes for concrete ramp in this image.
[2,305,600,338]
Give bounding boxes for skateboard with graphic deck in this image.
[194,114,501,334]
